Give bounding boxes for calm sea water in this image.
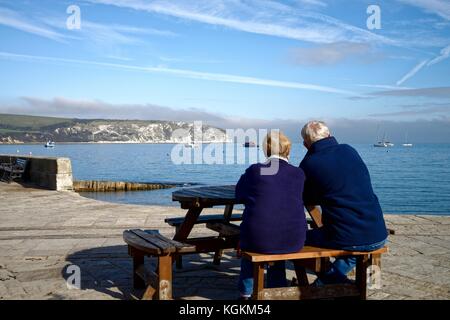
[1,143,449,215]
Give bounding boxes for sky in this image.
[0,0,449,142]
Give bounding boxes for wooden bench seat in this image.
[242,246,388,300]
[123,229,195,300]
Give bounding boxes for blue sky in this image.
[0,0,449,142]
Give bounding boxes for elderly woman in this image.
[236,131,307,299]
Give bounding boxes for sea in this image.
[1,143,449,215]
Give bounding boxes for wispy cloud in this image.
[398,0,450,20]
[0,51,357,96]
[40,17,177,49]
[371,86,450,98]
[357,84,413,90]
[87,0,395,45]
[396,59,430,85]
[428,43,450,66]
[396,42,450,85]
[289,42,373,66]
[369,102,450,117]
[0,7,66,42]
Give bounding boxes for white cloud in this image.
[0,7,66,42]
[398,0,450,20]
[396,42,450,85]
[0,51,358,96]
[289,42,372,66]
[427,44,450,66]
[396,59,429,85]
[87,0,394,45]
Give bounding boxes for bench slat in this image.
[242,246,388,262]
[139,229,196,253]
[123,231,161,255]
[130,229,177,254]
[164,214,243,226]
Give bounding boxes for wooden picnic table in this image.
[170,185,323,265]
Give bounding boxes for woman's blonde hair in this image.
[263,130,291,158]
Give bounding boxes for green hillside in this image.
[0,114,73,130]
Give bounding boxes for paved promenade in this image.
[0,182,449,300]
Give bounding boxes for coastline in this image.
[0,141,233,145]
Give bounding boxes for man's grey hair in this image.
[301,121,331,145]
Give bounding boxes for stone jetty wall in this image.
[73,180,175,192]
[0,154,73,191]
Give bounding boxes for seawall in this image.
[73,180,175,192]
[0,154,73,191]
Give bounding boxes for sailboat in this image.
[374,132,394,148]
[402,133,413,147]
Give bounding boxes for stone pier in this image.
[0,182,449,300]
[0,155,73,191]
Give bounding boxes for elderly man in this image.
[300,121,387,285]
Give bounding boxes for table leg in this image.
[173,207,203,241]
[174,225,183,269]
[293,260,309,286]
[213,204,234,265]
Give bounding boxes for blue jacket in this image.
[300,137,388,247]
[236,158,307,254]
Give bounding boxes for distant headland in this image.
[0,113,228,144]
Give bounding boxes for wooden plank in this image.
[258,284,360,300]
[130,229,176,254]
[206,222,240,237]
[242,246,388,262]
[123,231,161,255]
[165,214,243,226]
[172,185,237,204]
[306,205,323,228]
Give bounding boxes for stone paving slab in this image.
[1,182,449,300]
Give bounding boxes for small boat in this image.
[243,141,257,148]
[373,132,394,148]
[402,133,413,147]
[44,141,55,148]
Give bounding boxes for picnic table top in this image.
[172,185,242,208]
